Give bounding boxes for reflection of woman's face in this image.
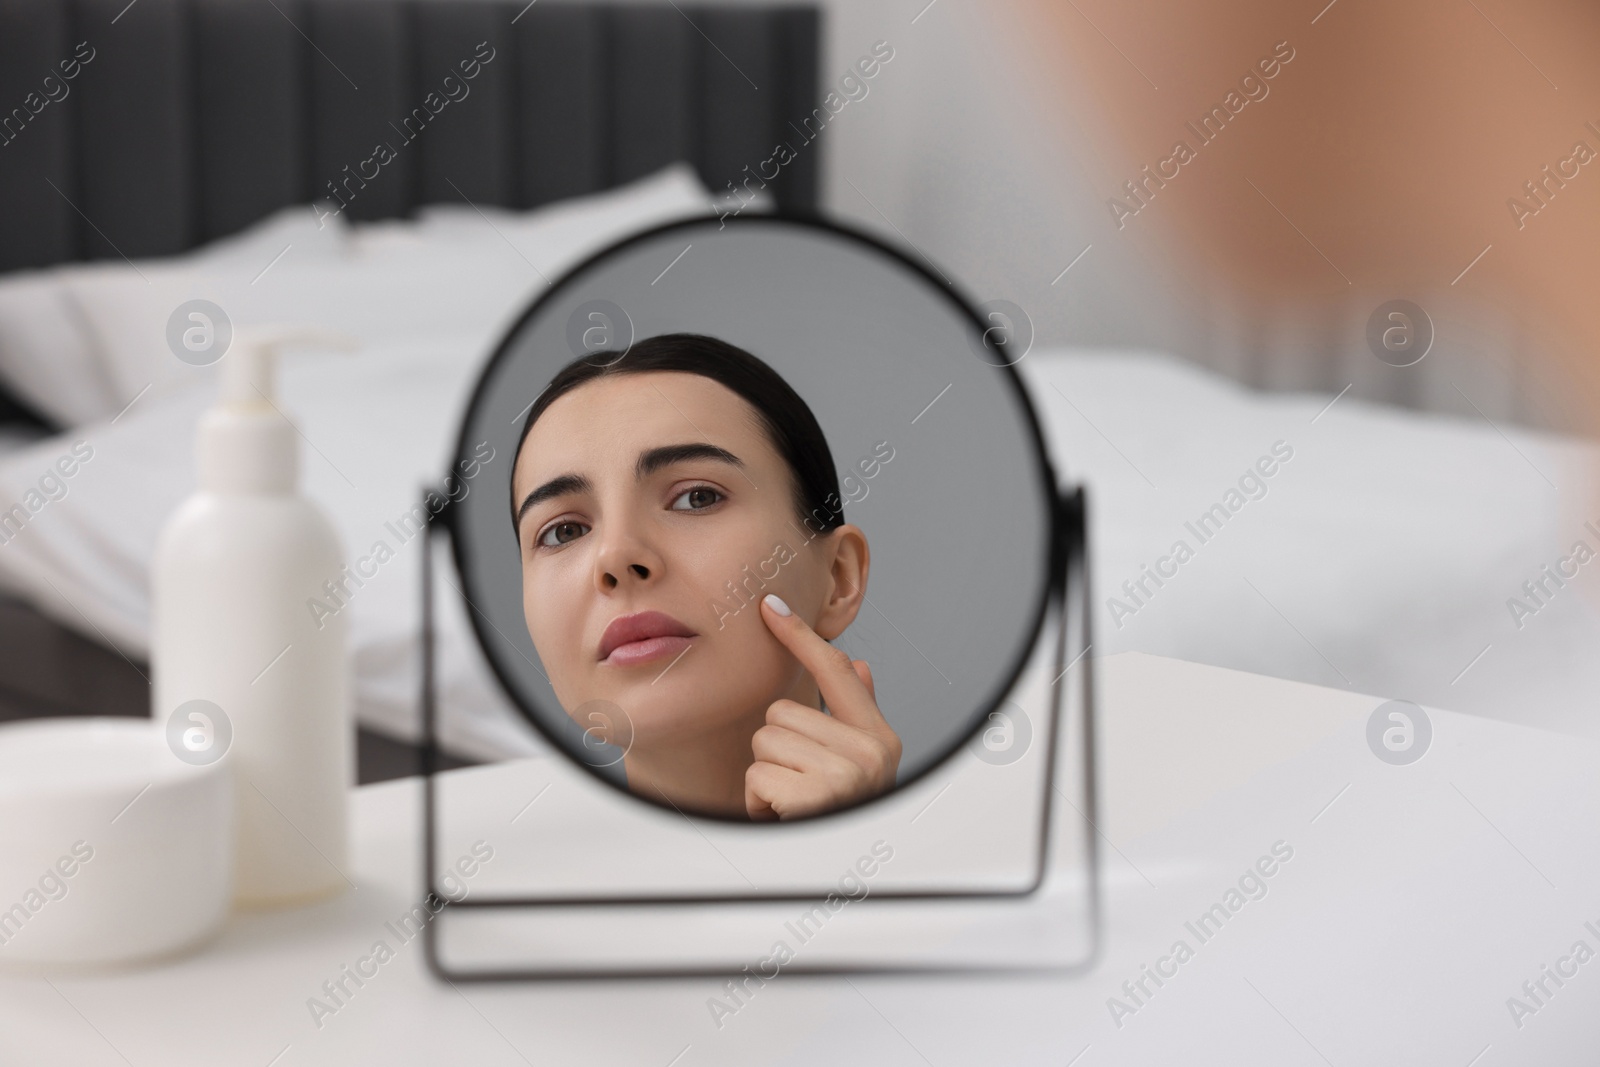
[511,370,864,815]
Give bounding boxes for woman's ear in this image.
[813,524,869,640]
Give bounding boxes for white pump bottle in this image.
[152,328,356,908]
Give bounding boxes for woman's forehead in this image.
[514,371,771,483]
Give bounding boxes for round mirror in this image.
[449,215,1059,822]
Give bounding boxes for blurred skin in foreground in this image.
[1009,0,1600,430]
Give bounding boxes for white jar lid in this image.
[0,718,234,968]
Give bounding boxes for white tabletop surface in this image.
[3,651,1597,1066]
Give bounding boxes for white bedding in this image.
[1019,353,1600,740]
[0,163,739,757]
[0,164,724,428]
[2,336,1597,757]
[0,163,1595,750]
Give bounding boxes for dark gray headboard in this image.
[0,0,820,274]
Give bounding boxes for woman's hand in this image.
[745,593,902,820]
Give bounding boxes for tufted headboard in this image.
[0,0,820,274]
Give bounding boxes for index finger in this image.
[759,593,886,732]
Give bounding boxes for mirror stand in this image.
[417,486,1101,981]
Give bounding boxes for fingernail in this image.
[763,593,792,616]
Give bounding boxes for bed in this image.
[3,0,1598,771]
[0,0,821,776]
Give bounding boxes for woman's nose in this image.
[593,521,663,592]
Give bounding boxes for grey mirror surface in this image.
[450,215,1057,816]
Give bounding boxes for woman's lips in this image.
[602,634,695,667]
[598,610,698,666]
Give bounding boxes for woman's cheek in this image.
[718,619,793,701]
[524,567,578,671]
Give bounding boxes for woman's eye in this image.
[537,521,589,548]
[670,486,723,511]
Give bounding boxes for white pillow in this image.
[59,248,527,415]
[0,272,118,426]
[409,161,717,243]
[0,166,716,426]
[0,206,349,427]
[190,202,348,269]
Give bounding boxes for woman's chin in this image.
[565,656,784,750]
[596,692,768,751]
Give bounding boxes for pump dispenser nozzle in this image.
[199,326,358,493]
[221,327,359,408]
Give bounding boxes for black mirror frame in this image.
[437,212,1064,825]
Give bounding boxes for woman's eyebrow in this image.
[516,445,742,526]
[516,472,592,526]
[636,443,744,479]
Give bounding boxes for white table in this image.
[4,652,1597,1066]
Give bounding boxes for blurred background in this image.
[810,0,1600,432]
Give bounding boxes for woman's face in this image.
[511,371,846,750]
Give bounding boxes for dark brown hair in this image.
[512,333,845,536]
